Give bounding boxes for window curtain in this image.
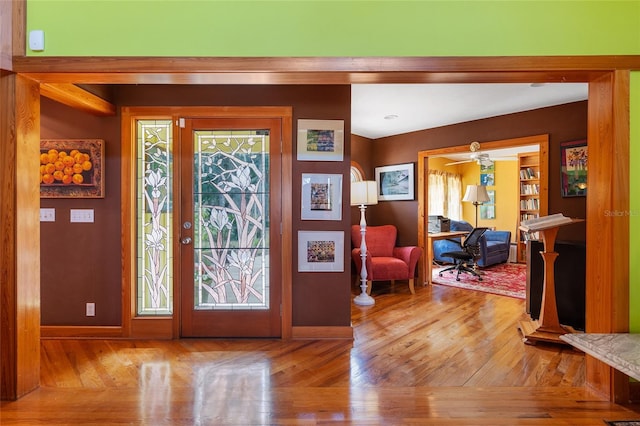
[428,170,462,220]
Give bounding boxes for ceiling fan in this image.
[445,141,515,166]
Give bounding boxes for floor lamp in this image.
[462,184,490,227]
[351,180,378,306]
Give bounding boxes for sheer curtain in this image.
[428,170,462,220]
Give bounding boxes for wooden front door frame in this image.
[6,55,632,401]
[120,106,293,341]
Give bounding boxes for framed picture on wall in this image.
[480,190,496,219]
[40,139,105,198]
[374,162,415,201]
[301,173,343,221]
[298,231,344,272]
[297,119,344,161]
[560,139,587,197]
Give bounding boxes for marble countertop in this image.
[560,333,640,381]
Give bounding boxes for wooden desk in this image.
[425,231,468,285]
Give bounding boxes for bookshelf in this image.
[517,152,548,262]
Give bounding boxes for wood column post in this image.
[0,71,41,400]
[586,70,630,402]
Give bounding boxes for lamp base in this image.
[354,292,375,306]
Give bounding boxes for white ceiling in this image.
[351,83,588,140]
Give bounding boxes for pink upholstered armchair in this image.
[351,224,423,295]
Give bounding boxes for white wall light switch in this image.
[70,209,94,223]
[40,208,55,222]
[29,30,45,51]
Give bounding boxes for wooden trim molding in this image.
[12,55,640,75]
[41,326,123,339]
[291,326,354,340]
[10,56,640,87]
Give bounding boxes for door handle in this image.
[181,237,192,245]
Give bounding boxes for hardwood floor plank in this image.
[2,281,640,424]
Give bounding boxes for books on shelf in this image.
[519,167,539,180]
[520,183,540,195]
[520,198,539,210]
[519,213,573,232]
[520,229,539,241]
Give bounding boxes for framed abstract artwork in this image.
[298,231,344,272]
[301,173,343,221]
[296,119,344,161]
[560,139,587,197]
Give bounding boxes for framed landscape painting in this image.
[375,162,415,201]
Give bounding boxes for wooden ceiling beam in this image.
[12,55,640,86]
[39,83,116,116]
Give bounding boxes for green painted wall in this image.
[26,1,640,57]
[26,0,640,328]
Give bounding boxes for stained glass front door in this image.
[180,118,282,337]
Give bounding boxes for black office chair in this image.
[438,227,489,281]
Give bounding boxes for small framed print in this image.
[301,173,343,221]
[297,119,344,161]
[480,190,496,220]
[298,231,344,272]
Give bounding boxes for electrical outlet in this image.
[86,302,95,317]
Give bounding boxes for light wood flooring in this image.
[2,280,640,425]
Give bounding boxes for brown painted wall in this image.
[41,85,352,328]
[40,97,122,325]
[353,101,588,246]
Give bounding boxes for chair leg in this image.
[365,280,372,295]
[408,278,415,295]
[391,279,396,292]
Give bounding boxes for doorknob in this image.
[181,237,192,245]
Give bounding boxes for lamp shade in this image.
[462,184,490,204]
[351,180,379,206]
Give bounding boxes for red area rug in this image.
[432,262,526,299]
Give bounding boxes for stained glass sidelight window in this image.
[136,120,173,315]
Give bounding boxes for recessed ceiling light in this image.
[384,114,399,120]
